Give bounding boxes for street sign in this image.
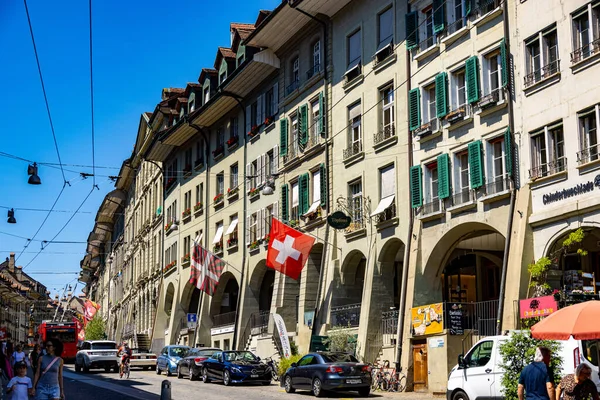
[187,313,197,329]
[327,211,352,229]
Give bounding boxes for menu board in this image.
[448,303,464,335]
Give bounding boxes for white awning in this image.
[313,170,321,204]
[303,201,320,217]
[225,218,238,235]
[292,182,299,207]
[370,195,395,217]
[212,225,224,244]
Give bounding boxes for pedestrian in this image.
[6,362,33,400]
[11,345,26,369]
[32,338,64,400]
[4,343,13,380]
[29,345,41,377]
[556,363,599,400]
[518,347,555,400]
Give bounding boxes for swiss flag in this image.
[266,217,315,280]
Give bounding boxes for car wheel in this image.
[284,375,295,393]
[202,367,211,383]
[177,366,183,379]
[312,378,324,397]
[156,366,161,375]
[189,368,197,381]
[358,387,370,397]
[452,391,470,400]
[223,370,231,386]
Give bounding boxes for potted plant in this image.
[226,136,238,147]
[163,260,177,273]
[264,115,275,126]
[227,237,238,247]
[182,208,191,219]
[213,242,223,253]
[212,146,224,159]
[181,253,190,264]
[249,240,260,250]
[248,187,260,197]
[227,187,239,196]
[248,125,260,138]
[214,193,224,204]
[193,202,203,212]
[164,221,173,231]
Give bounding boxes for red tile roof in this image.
[231,22,255,31]
[219,47,236,59]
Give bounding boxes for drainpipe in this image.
[288,4,331,338]
[495,0,517,336]
[395,8,414,372]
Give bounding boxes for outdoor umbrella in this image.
[531,300,600,340]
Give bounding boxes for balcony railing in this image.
[485,177,511,196]
[445,17,466,36]
[422,199,442,215]
[381,310,399,346]
[286,79,300,96]
[445,105,470,124]
[452,189,473,206]
[524,59,560,88]
[213,311,237,327]
[529,157,567,179]
[330,303,361,328]
[417,35,436,53]
[444,299,499,337]
[343,141,363,160]
[373,125,396,145]
[306,131,322,151]
[306,63,321,80]
[345,197,365,233]
[472,0,501,19]
[570,37,600,64]
[283,144,300,164]
[577,144,600,165]
[414,119,439,137]
[478,88,503,108]
[376,201,396,224]
[250,310,270,335]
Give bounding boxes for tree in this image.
[85,314,106,340]
[499,331,563,400]
[322,326,357,354]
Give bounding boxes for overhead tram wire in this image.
[0,205,93,214]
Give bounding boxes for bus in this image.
[38,321,79,361]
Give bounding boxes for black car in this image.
[177,347,221,380]
[283,352,371,397]
[201,350,272,386]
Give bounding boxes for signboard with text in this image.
[519,295,558,319]
[411,303,444,336]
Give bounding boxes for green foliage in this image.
[85,314,106,341]
[323,326,357,354]
[562,228,585,248]
[278,354,303,377]
[289,338,299,356]
[499,331,563,400]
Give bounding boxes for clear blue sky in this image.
[0,0,280,298]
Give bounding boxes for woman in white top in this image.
[12,344,28,367]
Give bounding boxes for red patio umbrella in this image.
[531,300,600,340]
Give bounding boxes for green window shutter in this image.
[465,0,472,16]
[437,153,450,199]
[433,0,445,34]
[409,88,421,131]
[435,72,448,118]
[468,140,484,189]
[300,173,310,215]
[410,165,423,208]
[504,127,513,177]
[319,163,327,208]
[466,56,480,104]
[500,38,509,88]
[281,184,289,222]
[318,92,325,136]
[299,104,309,145]
[405,12,419,50]
[280,118,288,156]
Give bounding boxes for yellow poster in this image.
[411,302,444,336]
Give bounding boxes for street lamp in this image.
[7,209,16,224]
[27,163,41,185]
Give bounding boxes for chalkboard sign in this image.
[448,303,464,335]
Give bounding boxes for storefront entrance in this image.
[412,340,428,391]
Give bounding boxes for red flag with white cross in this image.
[266,217,315,280]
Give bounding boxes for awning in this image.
[225,218,238,235]
[303,201,320,217]
[370,195,395,217]
[212,225,224,244]
[375,37,393,56]
[345,59,361,77]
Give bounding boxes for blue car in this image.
[201,350,272,386]
[156,345,190,376]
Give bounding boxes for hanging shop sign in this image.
[447,303,465,335]
[411,302,444,336]
[542,174,600,205]
[519,295,558,319]
[327,211,352,229]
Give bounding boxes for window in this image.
[203,86,210,104]
[348,102,362,155]
[183,236,191,260]
[530,123,565,178]
[171,242,177,263]
[251,101,258,127]
[313,41,321,73]
[226,214,238,246]
[184,191,192,214]
[195,141,204,165]
[312,169,321,205]
[525,27,559,87]
[179,106,185,120]
[381,85,395,135]
[189,93,196,113]
[310,98,321,141]
[216,172,224,196]
[424,162,440,213]
[571,3,600,63]
[195,184,203,207]
[217,128,225,148]
[213,221,224,251]
[291,181,299,221]
[267,150,275,177]
[165,159,178,190]
[487,137,507,194]
[422,82,437,124]
[465,341,494,368]
[265,204,275,236]
[249,212,258,243]
[483,50,504,98]
[348,179,363,229]
[230,164,238,190]
[291,113,299,155]
[421,7,435,49]
[530,132,547,178]
[219,70,227,85]
[578,106,599,164]
[371,164,396,221]
[292,56,300,84]
[230,117,238,139]
[347,30,361,68]
[184,149,192,172]
[450,68,466,111]
[265,87,274,119]
[250,159,258,189]
[447,0,466,34]
[454,151,471,204]
[378,7,393,46]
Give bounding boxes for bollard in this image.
[160,379,171,400]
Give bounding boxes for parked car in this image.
[283,352,371,397]
[447,332,599,400]
[177,347,221,380]
[75,340,120,373]
[129,348,157,370]
[156,345,190,376]
[201,350,272,386]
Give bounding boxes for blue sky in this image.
[0,0,280,298]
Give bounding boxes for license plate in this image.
[102,352,111,356]
[141,356,146,359]
[346,379,361,384]
[251,374,259,378]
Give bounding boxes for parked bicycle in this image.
[370,360,406,392]
[265,353,280,381]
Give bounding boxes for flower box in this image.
[226,136,239,148]
[193,202,203,213]
[248,187,260,198]
[194,159,204,170]
[227,238,238,248]
[213,193,224,205]
[165,177,177,191]
[182,208,192,219]
[264,115,275,127]
[213,243,223,254]
[181,253,190,264]
[212,146,224,159]
[249,240,260,250]
[288,219,300,228]
[164,221,174,231]
[163,261,177,273]
[248,125,261,138]
[227,187,239,197]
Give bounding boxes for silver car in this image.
[130,348,157,370]
[75,340,120,373]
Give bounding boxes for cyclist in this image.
[118,341,132,377]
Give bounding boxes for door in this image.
[413,342,428,391]
[212,353,225,379]
[296,355,315,387]
[462,340,495,400]
[158,347,167,370]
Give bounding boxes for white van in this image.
[447,333,600,400]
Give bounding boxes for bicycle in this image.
[120,358,131,379]
[370,360,406,392]
[265,353,280,381]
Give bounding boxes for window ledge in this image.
[248,192,261,202]
[264,121,277,133]
[248,246,261,255]
[303,216,326,230]
[576,158,600,173]
[304,141,325,158]
[214,200,225,210]
[529,170,568,188]
[343,74,364,93]
[447,200,476,214]
[443,113,473,130]
[183,171,193,180]
[181,260,190,268]
[419,210,445,222]
[213,153,224,162]
[475,98,507,117]
[194,207,204,216]
[570,52,600,74]
[227,244,239,253]
[214,250,224,257]
[344,227,367,241]
[373,135,398,153]
[441,25,470,46]
[163,265,177,277]
[227,191,239,202]
[524,72,561,96]
[194,162,204,171]
[282,155,302,171]
[373,54,397,74]
[472,7,503,27]
[413,44,440,62]
[182,214,192,223]
[414,129,442,144]
[480,189,511,204]
[343,151,365,167]
[376,217,399,230]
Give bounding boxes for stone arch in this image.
[209,272,239,320]
[164,282,175,316]
[340,249,367,286]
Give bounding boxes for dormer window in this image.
[189,93,196,113]
[204,86,210,104]
[172,116,178,127]
[220,70,227,85]
[179,107,185,120]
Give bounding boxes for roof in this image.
[230,22,255,31]
[219,47,236,59]
[198,68,218,84]
[255,10,271,26]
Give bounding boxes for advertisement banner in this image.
[519,295,558,319]
[411,302,444,336]
[273,313,292,358]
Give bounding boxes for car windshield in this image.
[320,353,359,363]
[186,348,218,357]
[224,351,257,362]
[91,343,116,350]
[169,347,189,357]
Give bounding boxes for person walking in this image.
[556,363,599,400]
[4,343,13,380]
[518,347,555,400]
[6,362,33,400]
[11,345,27,368]
[29,345,41,377]
[32,339,64,400]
